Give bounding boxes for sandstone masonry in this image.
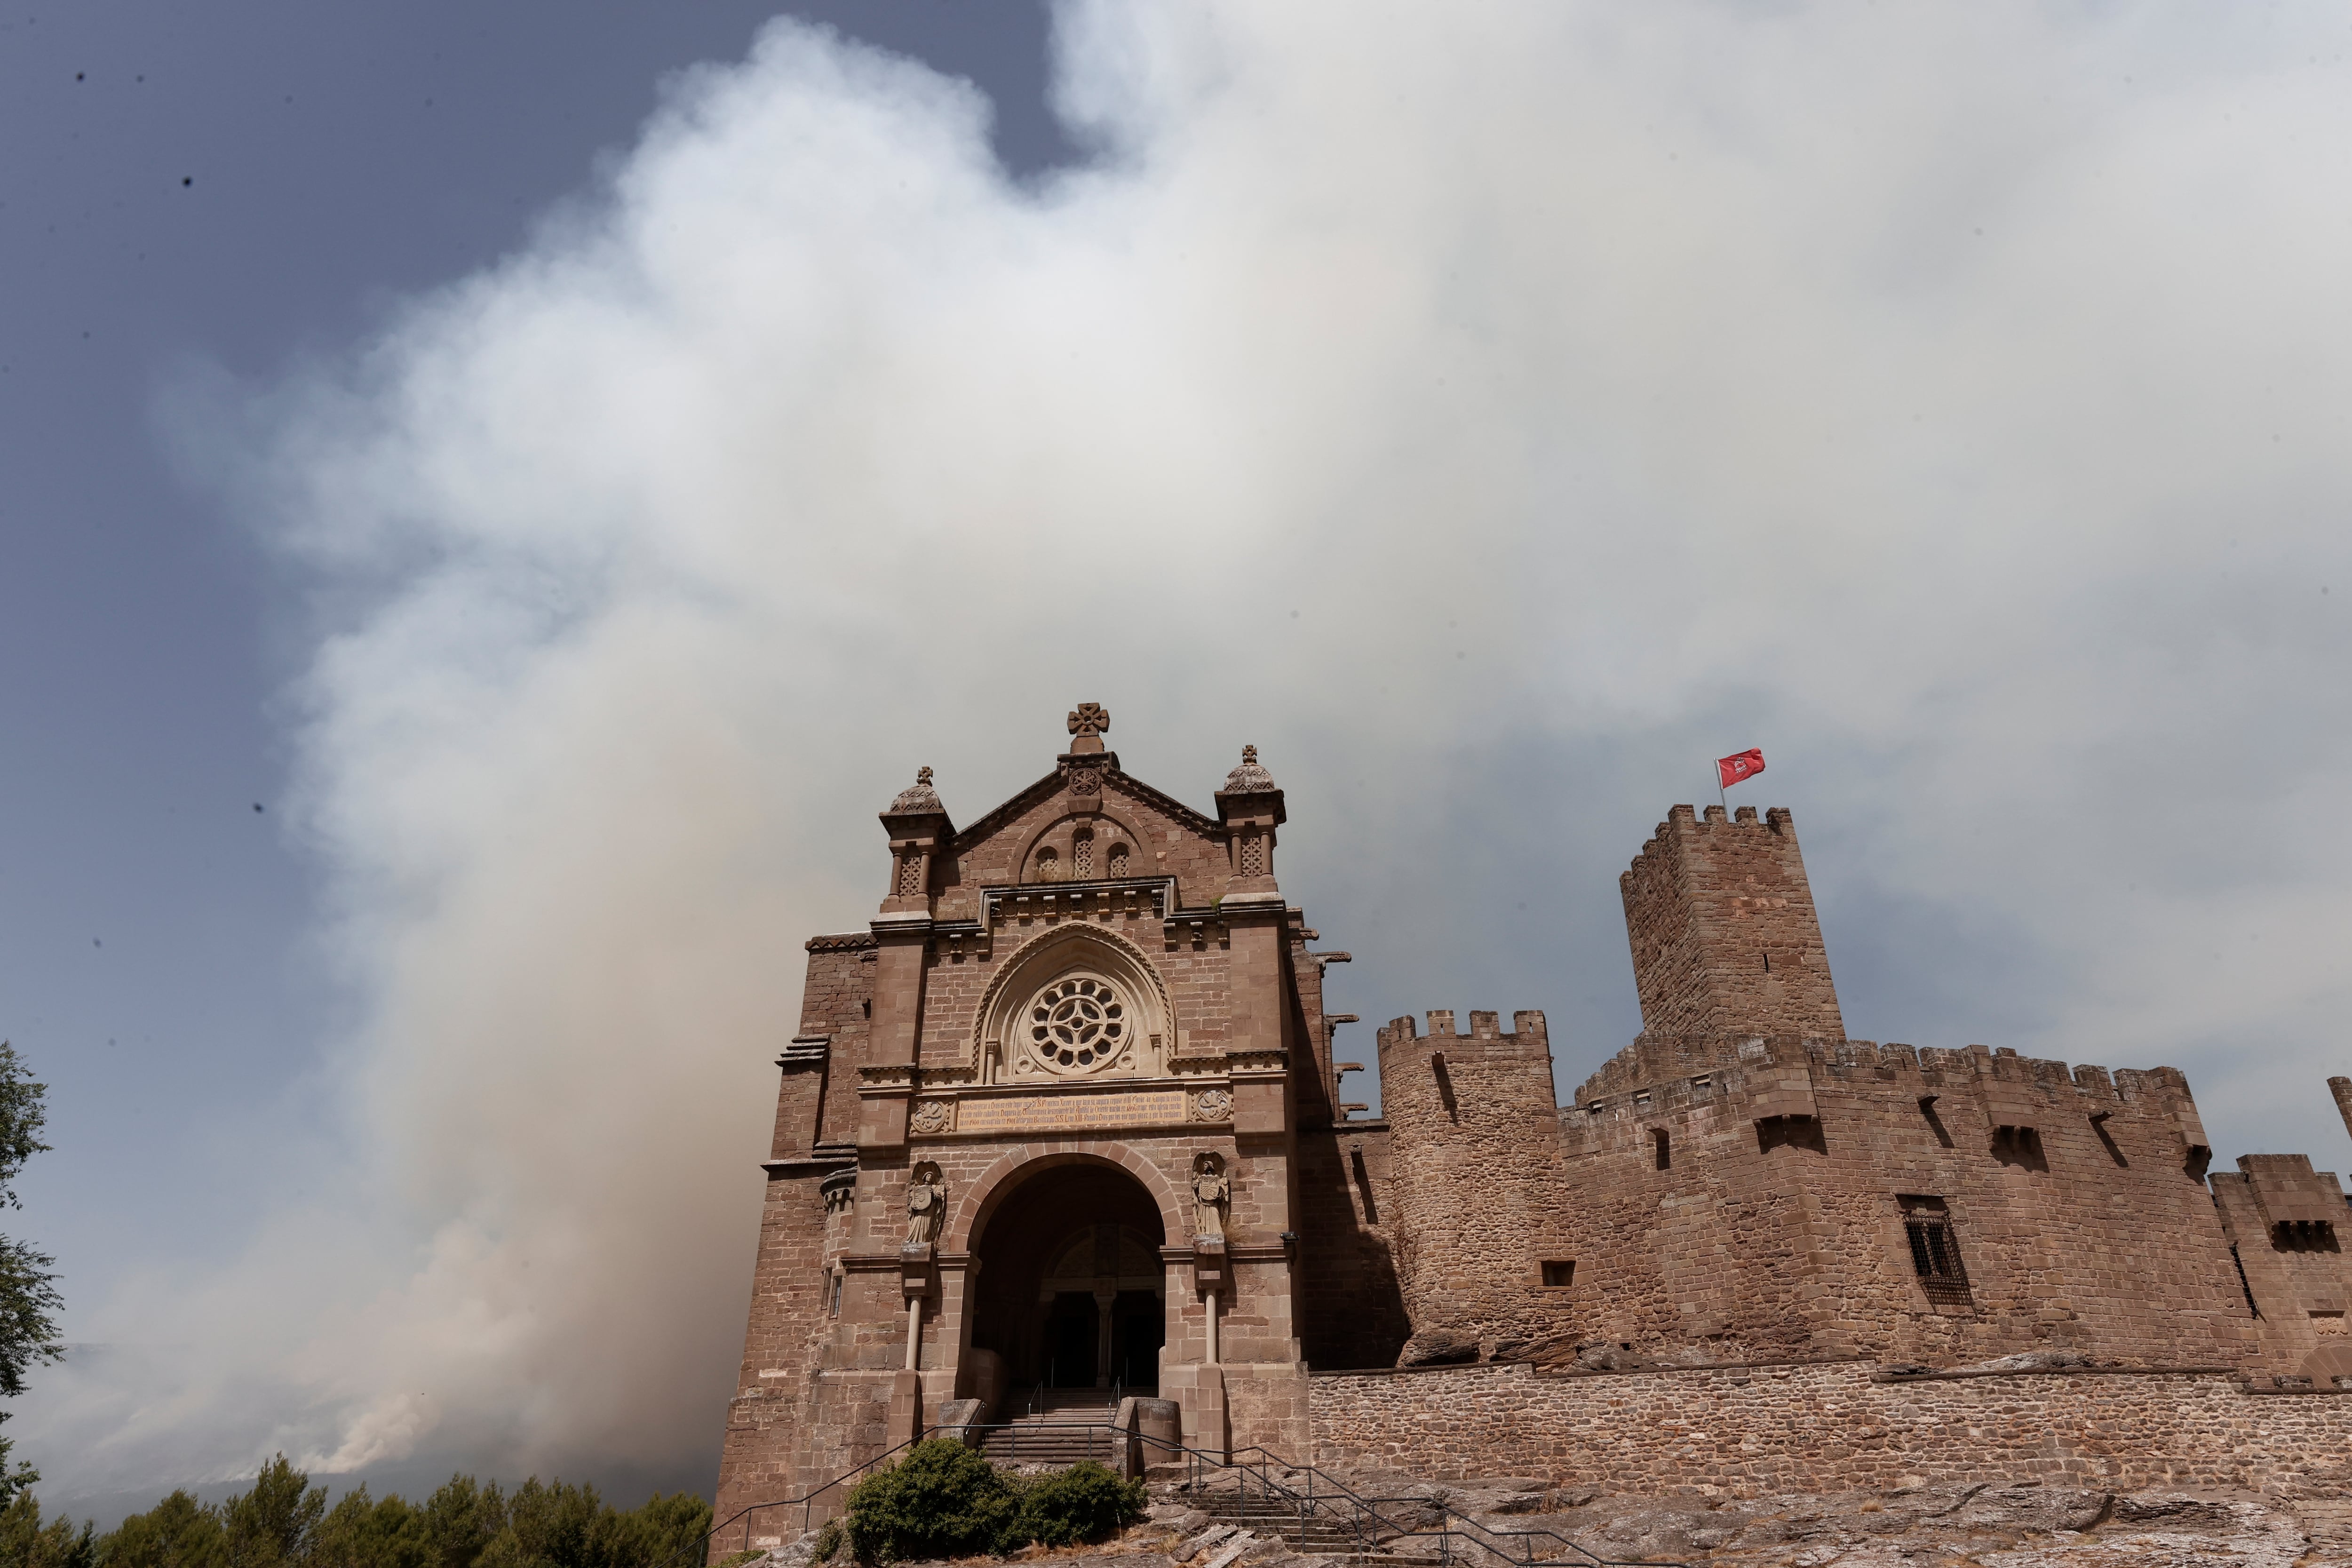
[711,713,2352,1534]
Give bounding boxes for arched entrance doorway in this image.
[968,1161,1167,1405]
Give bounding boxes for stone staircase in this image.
[1180,1496,1392,1558]
[978,1388,1122,1466]
[1175,1481,1444,1564]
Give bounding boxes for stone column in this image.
[1095,1288,1118,1389]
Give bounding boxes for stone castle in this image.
[713,706,2352,1520]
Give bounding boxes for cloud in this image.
[27,0,2352,1507]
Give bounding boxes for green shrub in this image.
[804,1520,842,1565]
[1006,1463,1143,1551]
[841,1442,1015,1564]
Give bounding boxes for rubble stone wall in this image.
[1310,1361,2352,1499]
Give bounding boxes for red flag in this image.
[1716,748,1765,788]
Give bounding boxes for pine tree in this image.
[0,1043,63,1504]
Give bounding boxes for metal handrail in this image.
[1158,1436,1673,1568]
[665,1420,1678,1568]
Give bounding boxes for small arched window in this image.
[1033,846,1062,882]
[1106,843,1130,878]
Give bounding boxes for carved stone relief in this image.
[1189,1088,1234,1122]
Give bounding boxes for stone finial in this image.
[2331,1076,2352,1145]
[1066,702,1110,755]
[888,765,942,814]
[1222,744,1276,793]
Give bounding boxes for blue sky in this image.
[7,0,2352,1525]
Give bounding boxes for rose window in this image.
[1027,976,1128,1074]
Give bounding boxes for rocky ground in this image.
[773,1472,2352,1568]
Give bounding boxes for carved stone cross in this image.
[1066,702,1110,754]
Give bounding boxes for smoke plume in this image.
[26,0,2352,1506]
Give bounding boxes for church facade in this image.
[712,705,2352,1521]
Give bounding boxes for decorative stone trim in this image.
[1189,1088,1235,1122]
[930,924,990,963]
[856,1062,908,1100]
[1168,1053,1232,1079]
[820,1170,857,1212]
[805,932,879,954]
[985,878,1173,928]
[909,1099,956,1136]
[1164,915,1230,949]
[763,1156,856,1178]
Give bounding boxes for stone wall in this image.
[797,939,874,1151]
[1310,1361,2352,1499]
[2214,1154,2352,1380]
[714,1170,839,1528]
[1549,1033,2261,1370]
[1619,804,1843,1040]
[1291,1124,1408,1369]
[1375,1011,1577,1361]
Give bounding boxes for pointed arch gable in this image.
[970,921,1177,1078]
[1010,805,1152,885]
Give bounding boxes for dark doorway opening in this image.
[1044,1292,1098,1387]
[969,1160,1167,1403]
[1112,1289,1164,1389]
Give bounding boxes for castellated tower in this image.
[1374,1010,1575,1365]
[1621,803,1843,1041]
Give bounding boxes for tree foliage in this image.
[0,1457,711,1568]
[0,1043,63,1507]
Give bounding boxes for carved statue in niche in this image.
[1191,1153,1229,1241]
[905,1162,946,1246]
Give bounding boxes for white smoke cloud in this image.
[28,0,2352,1507]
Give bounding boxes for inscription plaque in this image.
[956,1090,1188,1135]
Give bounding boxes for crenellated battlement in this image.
[1618,803,1843,1042]
[1622,801,1795,866]
[1383,1008,1550,1049]
[1572,1031,2199,1115]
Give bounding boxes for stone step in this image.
[978,1423,1120,1465]
[1191,1511,1388,1549]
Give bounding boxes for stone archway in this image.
[962,1158,1169,1412]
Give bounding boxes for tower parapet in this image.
[1620,804,1843,1041]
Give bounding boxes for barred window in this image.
[1900,1196,1973,1308]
